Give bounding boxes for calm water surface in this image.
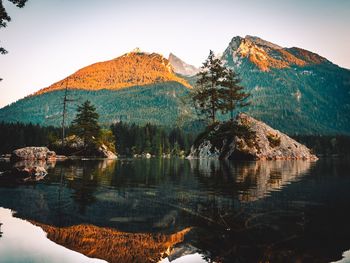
[0,158,349,263]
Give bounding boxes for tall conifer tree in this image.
[221,68,250,121]
[191,50,227,124]
[192,50,250,124]
[72,100,100,147]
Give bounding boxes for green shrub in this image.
[267,133,281,147]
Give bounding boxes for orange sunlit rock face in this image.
[286,47,327,64]
[34,51,191,96]
[33,222,191,263]
[235,38,326,71]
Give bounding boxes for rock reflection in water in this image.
[190,159,313,201]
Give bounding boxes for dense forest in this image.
[1,121,350,157]
[0,122,61,154]
[112,122,194,157]
[292,135,350,157]
[0,83,193,128]
[0,121,195,156]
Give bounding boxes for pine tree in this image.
[191,50,226,124]
[221,68,250,121]
[72,100,100,147]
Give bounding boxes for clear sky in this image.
[0,0,349,108]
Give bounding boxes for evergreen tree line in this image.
[292,135,350,157]
[111,122,195,157]
[1,121,350,157]
[0,121,62,154]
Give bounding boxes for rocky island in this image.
[188,113,318,160]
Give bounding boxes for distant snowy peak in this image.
[223,35,329,71]
[168,53,199,76]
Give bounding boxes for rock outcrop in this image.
[188,113,318,160]
[10,147,56,161]
[168,53,199,76]
[97,144,117,159]
[52,135,117,159]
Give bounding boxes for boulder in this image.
[188,113,318,161]
[97,144,117,159]
[11,147,56,161]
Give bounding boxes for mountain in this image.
[168,53,199,76]
[0,50,194,127]
[0,37,349,135]
[221,35,350,134]
[224,35,327,71]
[35,49,190,95]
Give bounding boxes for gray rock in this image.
[11,147,56,161]
[188,113,318,161]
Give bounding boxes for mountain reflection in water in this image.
[0,158,350,263]
[0,207,106,263]
[33,222,191,263]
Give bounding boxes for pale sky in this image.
[1,0,349,108]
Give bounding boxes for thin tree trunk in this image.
[211,82,216,124]
[230,101,234,121]
[212,105,215,124]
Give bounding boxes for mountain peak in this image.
[244,35,283,49]
[131,47,142,53]
[224,35,328,71]
[35,51,191,95]
[168,53,199,76]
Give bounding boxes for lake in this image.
[0,158,350,263]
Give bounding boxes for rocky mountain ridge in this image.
[224,35,329,71]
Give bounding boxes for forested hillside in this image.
[222,36,350,134]
[0,82,194,127]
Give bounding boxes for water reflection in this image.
[190,159,313,201]
[0,207,106,263]
[0,158,349,262]
[33,221,191,263]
